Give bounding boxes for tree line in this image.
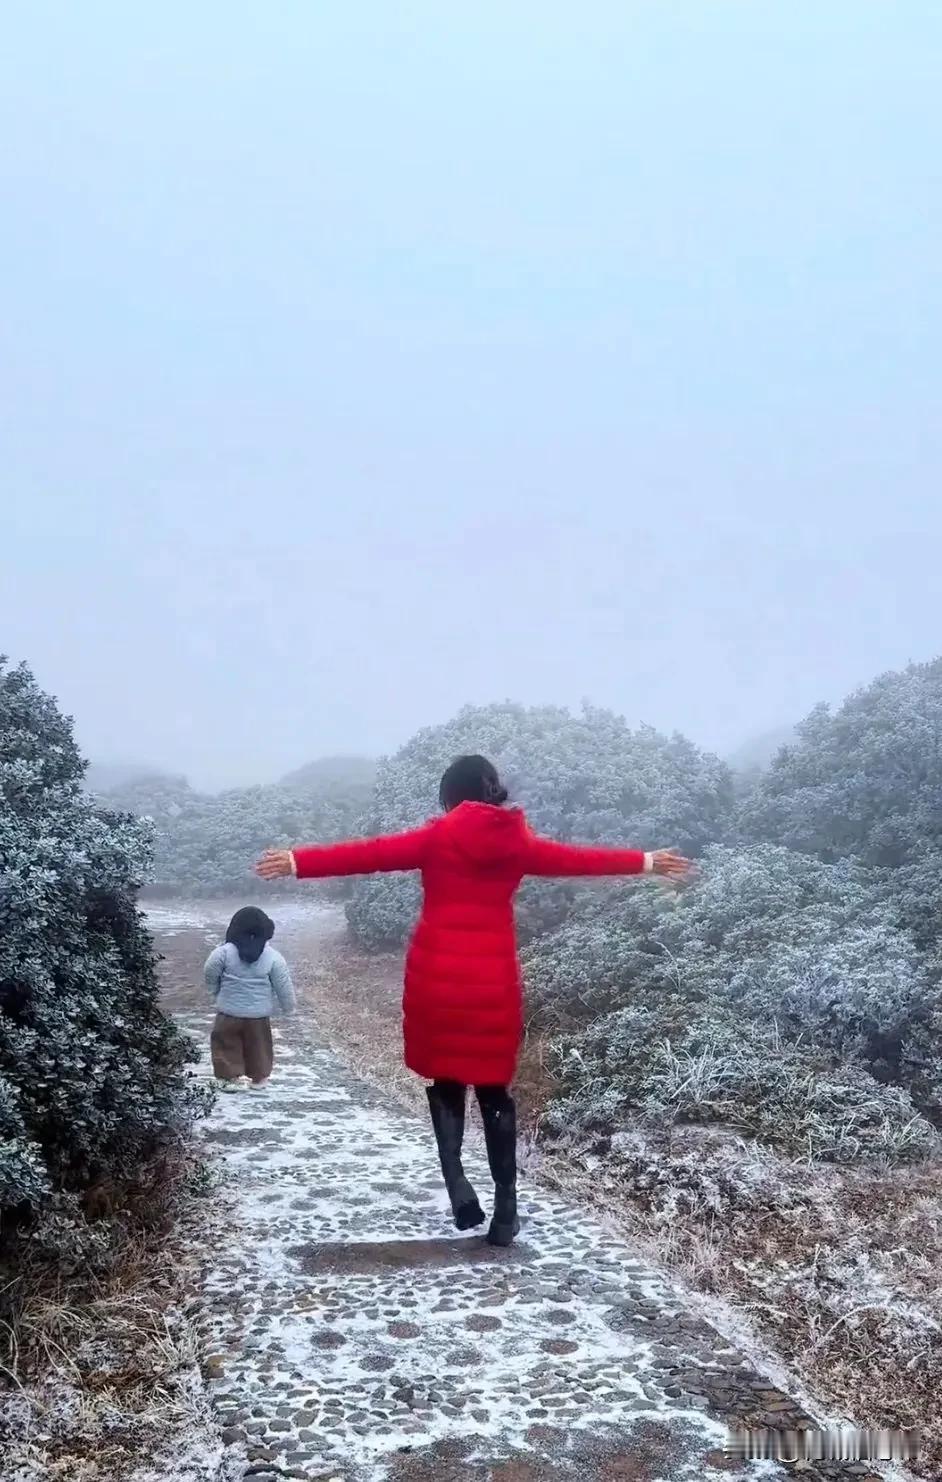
[92,756,376,898]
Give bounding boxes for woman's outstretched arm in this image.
[525,836,692,880]
[256,824,434,881]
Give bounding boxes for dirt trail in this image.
[154,900,889,1482]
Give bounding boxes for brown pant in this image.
[211,1014,274,1083]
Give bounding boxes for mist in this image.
[1,3,938,790]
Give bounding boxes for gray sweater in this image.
[204,943,296,1019]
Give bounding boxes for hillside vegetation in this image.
[94,756,375,898]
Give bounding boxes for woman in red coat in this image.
[256,755,690,1246]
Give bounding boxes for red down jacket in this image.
[292,802,648,1087]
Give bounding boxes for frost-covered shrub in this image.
[641,1032,936,1163]
[344,871,422,952]
[534,845,942,1163]
[589,1128,804,1226]
[0,660,205,1227]
[347,701,732,947]
[549,1018,938,1164]
[738,657,942,870]
[97,757,374,898]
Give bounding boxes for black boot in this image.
[477,1088,520,1247]
[426,1083,485,1231]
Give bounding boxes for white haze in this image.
[1,3,938,788]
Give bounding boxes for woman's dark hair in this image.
[439,755,509,811]
[226,906,275,965]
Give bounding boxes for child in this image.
[256,756,690,1242]
[204,906,296,1092]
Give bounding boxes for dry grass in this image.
[293,934,427,1114]
[0,1151,222,1482]
[536,1124,942,1479]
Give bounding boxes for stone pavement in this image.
[181,1009,887,1482]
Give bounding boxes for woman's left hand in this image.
[256,849,294,880]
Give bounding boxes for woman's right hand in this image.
[651,849,694,882]
[255,849,294,880]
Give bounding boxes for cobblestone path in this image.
[175,1000,893,1482]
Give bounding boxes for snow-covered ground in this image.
[144,897,343,936]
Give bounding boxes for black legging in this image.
[432,1079,514,1114]
[427,1077,518,1239]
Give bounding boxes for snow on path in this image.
[146,898,341,936]
[175,1007,828,1482]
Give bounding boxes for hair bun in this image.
[439,754,508,811]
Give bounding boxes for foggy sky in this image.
[2,4,939,790]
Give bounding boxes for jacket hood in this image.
[226,906,274,964]
[224,940,274,971]
[438,802,531,866]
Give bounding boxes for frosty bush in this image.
[344,871,422,952]
[739,657,942,871]
[0,660,205,1228]
[532,845,942,1164]
[347,702,732,948]
[97,756,374,898]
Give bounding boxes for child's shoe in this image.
[249,1079,270,1093]
[217,1077,245,1093]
